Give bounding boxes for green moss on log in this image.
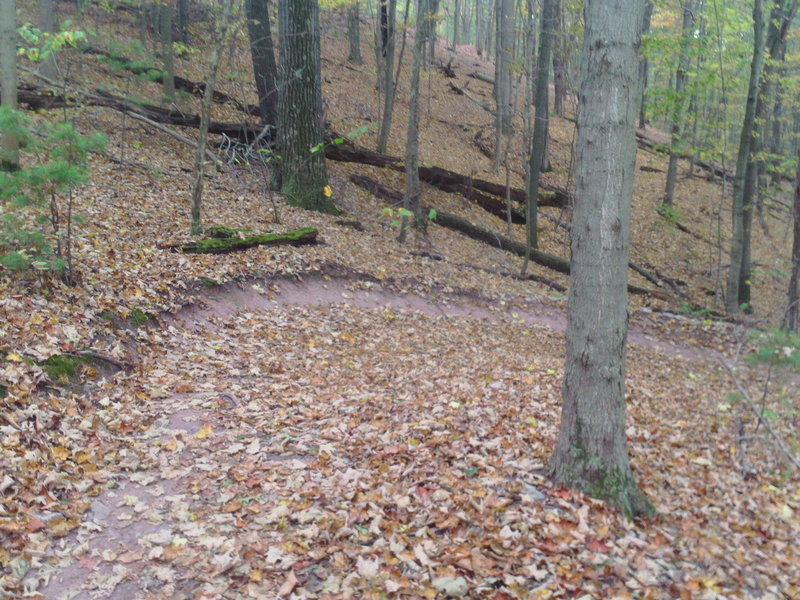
[180,227,318,254]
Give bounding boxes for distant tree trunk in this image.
[377,0,390,91]
[663,0,696,208]
[638,0,653,129]
[38,0,58,80]
[0,0,18,171]
[551,0,567,118]
[494,0,513,172]
[522,0,554,264]
[786,150,800,331]
[452,0,460,49]
[399,0,430,243]
[176,0,188,42]
[347,1,363,64]
[547,0,653,519]
[246,0,279,127]
[377,0,396,154]
[475,0,482,57]
[727,0,765,314]
[190,0,233,234]
[277,0,333,212]
[160,0,175,103]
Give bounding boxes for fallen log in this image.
[349,174,668,300]
[326,142,567,209]
[469,71,495,85]
[162,227,318,254]
[83,46,262,117]
[17,83,263,143]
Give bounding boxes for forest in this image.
[0,0,799,597]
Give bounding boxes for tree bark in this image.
[524,0,554,260]
[551,0,567,118]
[0,0,18,170]
[663,0,696,207]
[399,0,428,241]
[160,0,175,103]
[786,148,800,331]
[727,0,766,313]
[347,1,363,64]
[637,0,653,129]
[190,0,233,234]
[547,0,653,518]
[246,0,279,127]
[277,0,333,212]
[493,0,513,171]
[376,0,396,154]
[38,0,58,80]
[176,0,187,43]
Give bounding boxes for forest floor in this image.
[1,3,799,599]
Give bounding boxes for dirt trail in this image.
[175,273,732,364]
[27,273,738,599]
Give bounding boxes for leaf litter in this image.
[1,3,798,599]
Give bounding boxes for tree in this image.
[376,0,396,154]
[38,0,58,80]
[0,0,18,171]
[786,148,800,331]
[663,0,696,208]
[523,0,554,264]
[190,0,234,234]
[160,0,175,103]
[245,0,279,127]
[551,0,567,118]
[277,0,334,212]
[493,0,513,172]
[347,0,363,64]
[547,0,653,519]
[726,0,765,314]
[638,0,653,129]
[399,0,431,243]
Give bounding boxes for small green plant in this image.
[0,108,105,283]
[16,21,88,63]
[381,207,437,229]
[658,203,683,227]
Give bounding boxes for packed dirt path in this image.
[23,275,797,599]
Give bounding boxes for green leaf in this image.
[398,208,413,217]
[427,208,437,220]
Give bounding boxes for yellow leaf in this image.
[6,352,23,362]
[196,424,213,439]
[323,185,333,197]
[51,446,69,461]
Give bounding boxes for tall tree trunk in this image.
[638,0,653,129]
[786,148,800,331]
[377,0,397,153]
[347,1,363,64]
[277,0,333,212]
[190,0,233,234]
[523,0,554,263]
[551,0,567,118]
[452,0,460,49]
[176,0,188,43]
[160,0,175,103]
[0,0,18,171]
[38,0,58,80]
[494,0,513,172]
[399,0,429,243]
[547,0,653,519]
[663,0,696,207]
[475,0,482,57]
[246,0,279,127]
[726,0,766,313]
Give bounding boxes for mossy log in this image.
[349,174,669,300]
[175,227,318,254]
